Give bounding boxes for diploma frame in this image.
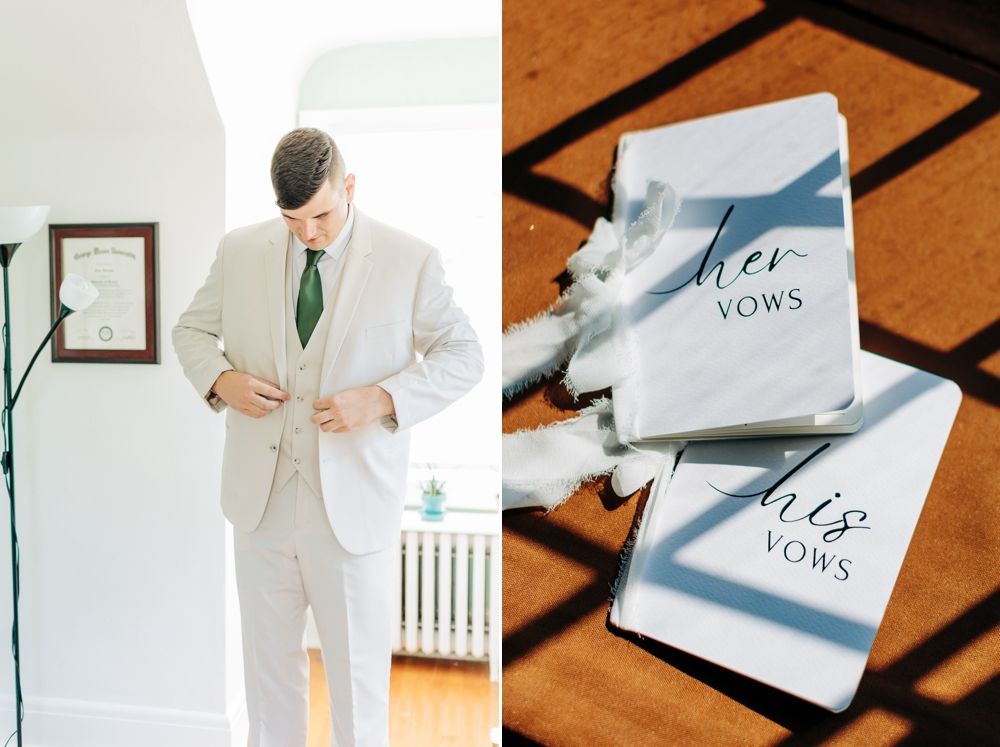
[49,223,160,364]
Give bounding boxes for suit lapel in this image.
[321,207,373,391]
[263,223,290,391]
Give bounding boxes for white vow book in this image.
[609,352,961,711]
[613,94,863,440]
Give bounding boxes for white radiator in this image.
[392,530,498,680]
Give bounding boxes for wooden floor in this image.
[307,649,499,747]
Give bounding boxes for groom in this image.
[172,128,484,747]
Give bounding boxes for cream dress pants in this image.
[234,473,394,747]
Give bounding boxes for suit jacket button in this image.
[269,445,277,452]
[299,364,306,370]
[294,457,301,465]
[294,427,302,434]
[296,396,303,402]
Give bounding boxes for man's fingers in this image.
[248,378,291,401]
[249,393,280,411]
[250,377,289,401]
[214,371,288,415]
[317,414,339,431]
[311,409,336,425]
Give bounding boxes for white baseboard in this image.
[0,695,246,747]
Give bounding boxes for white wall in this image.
[0,2,239,745]
[185,0,499,230]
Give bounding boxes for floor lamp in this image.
[0,207,98,747]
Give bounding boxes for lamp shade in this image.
[59,274,99,312]
[0,206,50,245]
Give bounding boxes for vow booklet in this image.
[609,352,961,712]
[613,93,862,440]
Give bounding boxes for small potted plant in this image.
[419,474,447,521]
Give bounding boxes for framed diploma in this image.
[49,223,159,363]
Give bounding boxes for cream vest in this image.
[271,242,339,498]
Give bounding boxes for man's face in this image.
[280,174,356,251]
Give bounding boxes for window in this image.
[299,39,499,509]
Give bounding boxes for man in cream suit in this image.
[173,128,484,747]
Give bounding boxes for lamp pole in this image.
[0,237,87,747]
[0,243,22,747]
[0,208,92,747]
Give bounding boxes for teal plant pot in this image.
[420,491,446,521]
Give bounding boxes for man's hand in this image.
[311,386,395,433]
[211,371,290,418]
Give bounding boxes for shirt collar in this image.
[292,202,355,261]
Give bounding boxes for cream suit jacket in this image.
[172,208,484,554]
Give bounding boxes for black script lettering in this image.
[768,248,806,272]
[783,541,806,562]
[762,291,784,312]
[811,548,836,572]
[835,558,852,581]
[741,251,765,275]
[762,492,798,515]
[760,493,869,545]
[688,204,732,292]
[717,299,733,320]
[708,444,871,543]
[711,442,830,504]
[788,288,802,309]
[785,492,871,543]
[821,510,870,543]
[767,531,783,552]
[647,206,807,295]
[800,495,836,523]
[737,296,758,317]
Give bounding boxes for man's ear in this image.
[344,173,356,203]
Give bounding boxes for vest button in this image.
[296,396,303,402]
[299,364,306,370]
[294,427,302,434]
[294,457,301,465]
[269,445,277,452]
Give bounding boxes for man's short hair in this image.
[271,128,347,210]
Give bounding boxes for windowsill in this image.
[400,508,498,535]
[405,464,499,513]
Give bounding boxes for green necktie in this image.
[297,249,324,347]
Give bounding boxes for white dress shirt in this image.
[291,202,355,316]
